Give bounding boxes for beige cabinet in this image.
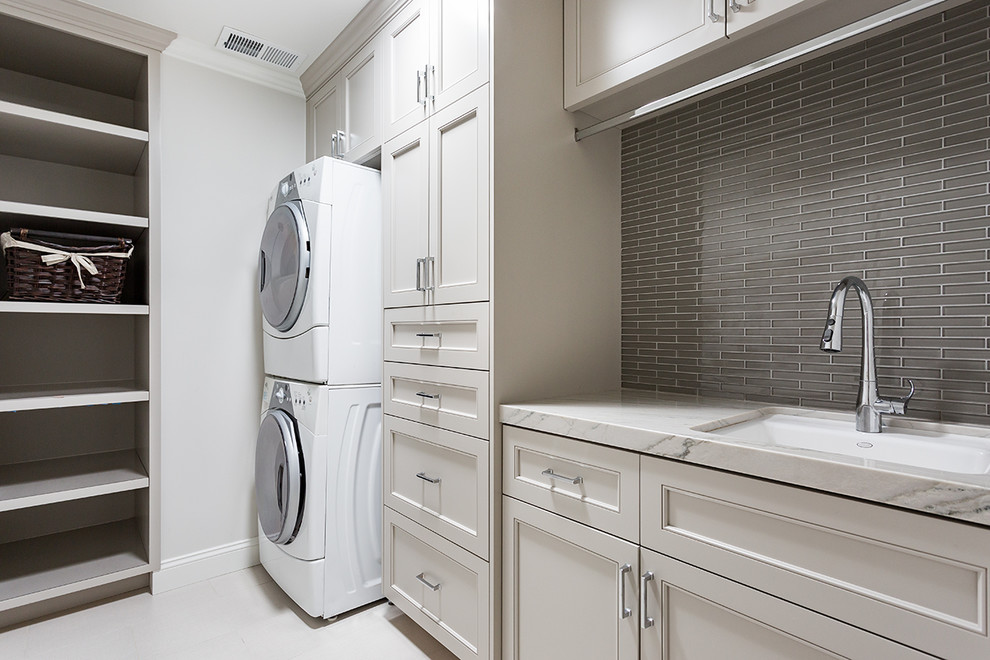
[307,36,381,163]
[563,0,726,111]
[382,0,489,142]
[383,85,489,308]
[502,497,639,660]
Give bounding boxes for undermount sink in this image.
[697,410,990,475]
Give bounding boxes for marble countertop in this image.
[500,390,990,527]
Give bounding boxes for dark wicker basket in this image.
[1,228,133,303]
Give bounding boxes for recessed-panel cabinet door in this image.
[429,86,489,306]
[640,549,935,659]
[341,37,381,164]
[563,0,726,110]
[308,75,341,161]
[383,123,431,308]
[383,0,431,142]
[430,0,489,113]
[503,497,639,660]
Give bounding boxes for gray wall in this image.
[620,1,990,424]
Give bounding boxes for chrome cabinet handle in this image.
[418,65,429,106]
[640,572,655,629]
[417,472,441,484]
[729,0,742,11]
[415,257,426,292]
[424,256,435,291]
[336,130,346,156]
[330,133,337,158]
[541,468,583,485]
[416,69,424,106]
[416,391,440,400]
[428,65,435,103]
[618,564,632,620]
[416,572,440,591]
[708,0,722,22]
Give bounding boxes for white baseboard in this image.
[151,538,260,594]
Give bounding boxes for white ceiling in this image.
[80,0,371,74]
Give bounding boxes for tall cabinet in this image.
[303,1,619,658]
[0,0,171,627]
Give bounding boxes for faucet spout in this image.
[819,276,914,433]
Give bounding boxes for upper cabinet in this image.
[383,86,489,309]
[563,0,726,111]
[307,36,381,164]
[382,0,489,142]
[566,0,931,119]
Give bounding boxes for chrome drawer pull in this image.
[618,564,632,620]
[640,571,655,629]
[541,468,583,485]
[416,472,441,484]
[415,391,440,400]
[415,332,442,338]
[416,572,440,591]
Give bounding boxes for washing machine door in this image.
[255,409,305,545]
[259,201,311,332]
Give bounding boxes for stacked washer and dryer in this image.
[255,157,383,619]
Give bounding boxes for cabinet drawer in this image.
[503,425,639,543]
[384,507,489,660]
[641,456,990,660]
[384,362,489,439]
[384,303,489,370]
[385,415,489,558]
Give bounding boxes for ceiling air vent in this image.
[216,27,304,72]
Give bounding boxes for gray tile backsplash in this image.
[620,1,990,424]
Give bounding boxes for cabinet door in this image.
[308,75,342,161]
[725,0,826,37]
[430,0,489,113]
[383,0,431,143]
[341,37,381,164]
[383,122,431,308]
[563,0,726,110]
[429,85,489,306]
[503,497,639,660]
[639,548,935,659]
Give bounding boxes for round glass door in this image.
[259,201,311,332]
[255,409,305,545]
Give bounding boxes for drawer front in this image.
[385,415,489,558]
[384,362,489,439]
[503,425,639,543]
[384,507,490,660]
[384,302,489,370]
[641,456,990,660]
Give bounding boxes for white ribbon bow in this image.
[1,232,133,289]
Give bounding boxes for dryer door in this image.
[256,409,305,545]
[259,201,311,332]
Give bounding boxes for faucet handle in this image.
[877,379,915,415]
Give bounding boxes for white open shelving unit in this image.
[0,1,171,624]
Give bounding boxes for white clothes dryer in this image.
[259,157,382,385]
[255,377,383,618]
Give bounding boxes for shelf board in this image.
[0,451,148,513]
[0,519,149,612]
[0,200,148,229]
[0,382,149,412]
[0,100,148,175]
[0,301,149,315]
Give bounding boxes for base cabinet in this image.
[503,496,935,660]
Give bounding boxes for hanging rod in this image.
[575,0,953,141]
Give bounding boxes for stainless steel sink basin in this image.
[697,410,990,475]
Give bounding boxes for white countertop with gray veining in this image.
[500,390,990,527]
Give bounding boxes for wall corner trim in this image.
[0,0,176,51]
[164,37,305,98]
[150,538,260,594]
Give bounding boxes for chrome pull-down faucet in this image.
[819,276,915,433]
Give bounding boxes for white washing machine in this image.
[258,157,382,385]
[255,377,383,618]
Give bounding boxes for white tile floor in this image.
[0,567,459,659]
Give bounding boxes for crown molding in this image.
[0,0,175,52]
[300,0,408,98]
[164,37,304,99]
